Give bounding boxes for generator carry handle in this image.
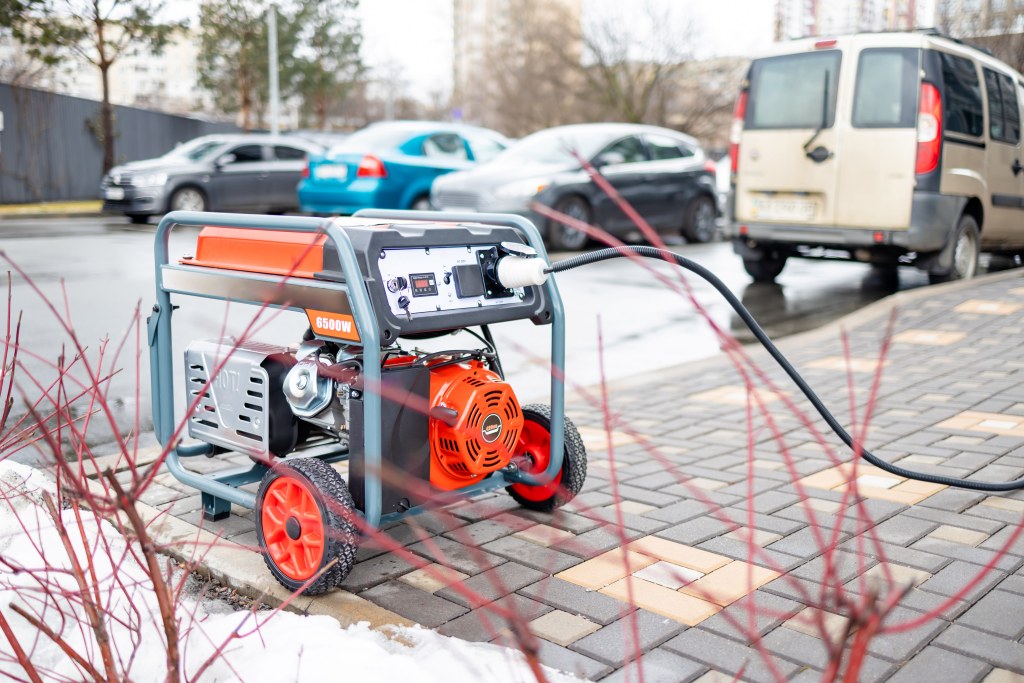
[149,210,567,529]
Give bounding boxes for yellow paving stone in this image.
[784,607,851,641]
[937,411,1024,437]
[981,496,1024,512]
[513,523,575,547]
[900,454,944,466]
[679,560,779,607]
[576,426,638,450]
[806,356,890,372]
[804,498,845,514]
[836,483,923,505]
[685,477,728,491]
[886,409,920,418]
[752,459,784,470]
[928,525,989,547]
[953,299,1022,315]
[601,577,721,625]
[891,479,947,497]
[398,563,469,594]
[797,466,851,491]
[628,536,731,573]
[892,329,966,345]
[692,673,737,683]
[528,610,601,647]
[863,562,932,588]
[723,528,783,547]
[556,549,656,591]
[612,500,658,516]
[688,385,786,407]
[983,669,1024,683]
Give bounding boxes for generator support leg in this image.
[202,493,232,521]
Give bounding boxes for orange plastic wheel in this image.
[510,419,562,503]
[507,404,587,512]
[255,458,358,595]
[261,475,326,581]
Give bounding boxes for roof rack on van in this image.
[913,27,993,55]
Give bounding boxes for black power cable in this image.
[547,246,1024,492]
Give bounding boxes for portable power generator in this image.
[149,210,585,594]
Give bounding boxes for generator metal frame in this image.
[149,209,567,529]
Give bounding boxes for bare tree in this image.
[462,0,730,147]
[935,4,1024,75]
[481,0,584,137]
[575,1,697,125]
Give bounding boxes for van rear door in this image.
[735,49,842,229]
[834,47,920,230]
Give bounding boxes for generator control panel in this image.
[377,246,522,318]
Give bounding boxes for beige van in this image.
[726,31,1024,284]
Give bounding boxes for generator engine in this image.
[185,335,525,509]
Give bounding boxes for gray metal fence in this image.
[0,83,239,204]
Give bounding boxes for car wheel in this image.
[742,251,788,283]
[410,196,432,211]
[683,195,716,243]
[128,214,150,225]
[929,214,979,284]
[548,196,591,251]
[168,186,207,213]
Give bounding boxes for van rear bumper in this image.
[726,191,960,254]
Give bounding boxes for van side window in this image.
[852,48,919,128]
[984,68,1021,144]
[939,53,984,137]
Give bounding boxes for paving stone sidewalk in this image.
[138,269,1024,682]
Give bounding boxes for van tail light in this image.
[729,91,748,176]
[915,82,942,175]
[301,161,310,179]
[703,159,717,176]
[357,155,388,178]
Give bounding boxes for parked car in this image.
[101,134,323,224]
[297,121,509,215]
[286,130,350,148]
[431,123,719,250]
[727,31,1024,284]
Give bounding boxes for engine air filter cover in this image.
[428,360,524,490]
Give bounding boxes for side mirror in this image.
[215,153,236,167]
[593,151,626,168]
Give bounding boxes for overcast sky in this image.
[358,0,775,100]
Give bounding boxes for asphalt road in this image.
[0,214,941,447]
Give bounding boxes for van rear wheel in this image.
[742,251,788,283]
[929,215,979,284]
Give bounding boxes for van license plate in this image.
[751,197,816,222]
[104,187,125,200]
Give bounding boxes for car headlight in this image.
[134,172,168,187]
[494,178,551,199]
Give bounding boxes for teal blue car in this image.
[297,121,509,215]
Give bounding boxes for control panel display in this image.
[378,246,525,318]
[409,272,438,297]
